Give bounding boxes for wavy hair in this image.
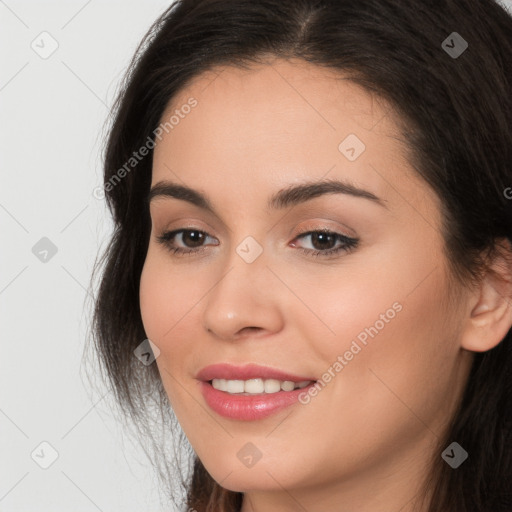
[90,0,512,510]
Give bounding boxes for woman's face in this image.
[139,58,474,507]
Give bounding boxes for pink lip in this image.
[196,363,317,421]
[196,363,316,382]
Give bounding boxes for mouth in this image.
[208,377,314,395]
[196,363,318,421]
[196,362,317,383]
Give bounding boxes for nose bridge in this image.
[201,235,283,340]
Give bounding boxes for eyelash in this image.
[156,227,359,259]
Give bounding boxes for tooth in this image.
[244,378,264,393]
[226,379,245,393]
[211,378,227,391]
[264,379,281,393]
[281,380,295,392]
[212,378,311,394]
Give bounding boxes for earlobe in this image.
[460,239,512,353]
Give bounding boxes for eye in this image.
[156,227,359,258]
[156,228,218,256]
[290,228,359,258]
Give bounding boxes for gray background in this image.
[1,1,177,511]
[1,0,511,511]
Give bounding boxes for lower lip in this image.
[199,380,316,421]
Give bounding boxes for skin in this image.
[139,57,512,512]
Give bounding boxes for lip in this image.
[196,363,316,382]
[196,363,317,421]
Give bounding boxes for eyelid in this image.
[156,224,359,260]
[291,227,358,253]
[156,220,355,245]
[293,219,357,239]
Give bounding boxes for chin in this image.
[211,471,283,493]
[201,455,305,493]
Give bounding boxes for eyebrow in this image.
[147,178,387,214]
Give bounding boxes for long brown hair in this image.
[90,1,512,510]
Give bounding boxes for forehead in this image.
[150,57,430,214]
[156,57,398,149]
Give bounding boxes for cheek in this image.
[139,254,204,416]
[288,245,458,432]
[137,235,464,491]
[278,255,413,364]
[306,263,458,437]
[139,250,205,346]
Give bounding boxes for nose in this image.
[201,246,284,342]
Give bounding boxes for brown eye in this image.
[291,229,359,258]
[179,230,206,248]
[156,229,218,255]
[308,231,337,251]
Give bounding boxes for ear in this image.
[461,238,512,352]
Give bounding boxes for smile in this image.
[197,363,318,420]
[210,378,313,394]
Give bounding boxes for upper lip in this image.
[196,363,317,383]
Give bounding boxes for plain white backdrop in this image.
[0,1,180,511]
[1,1,511,511]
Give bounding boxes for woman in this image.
[91,0,512,510]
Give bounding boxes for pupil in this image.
[184,230,204,247]
[312,232,335,250]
